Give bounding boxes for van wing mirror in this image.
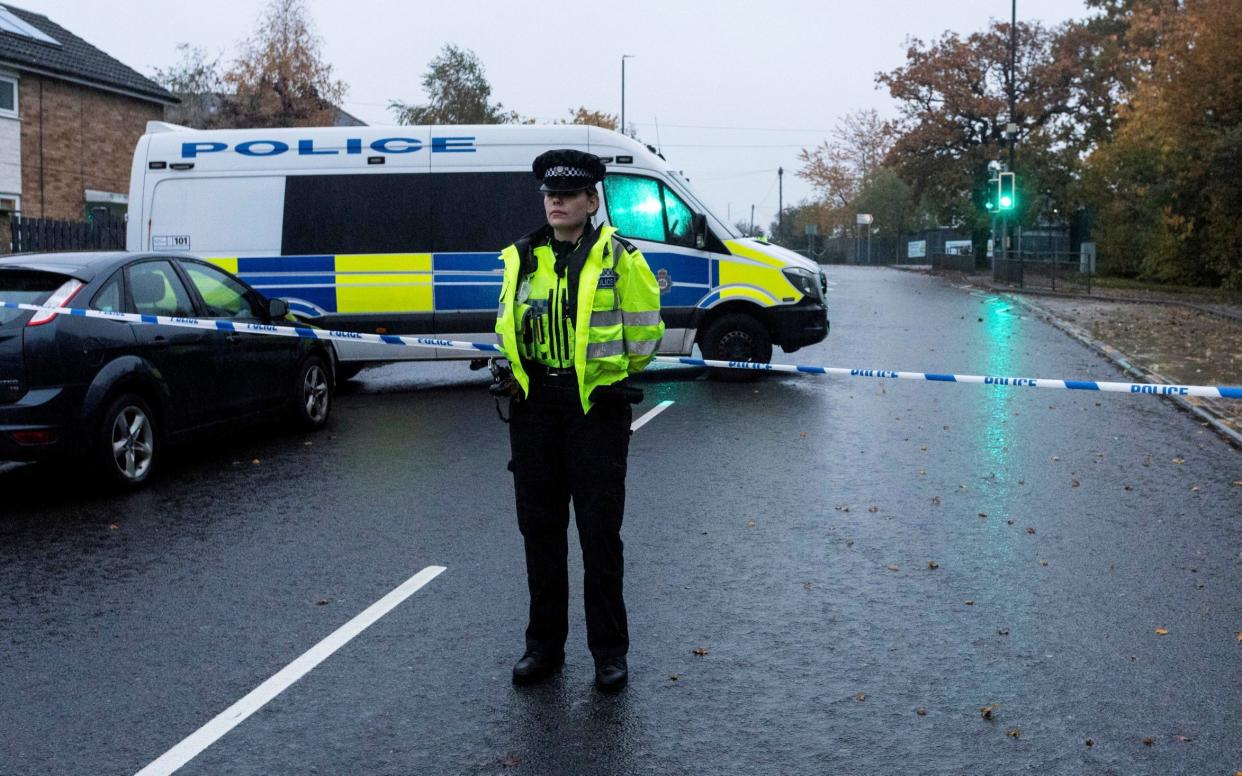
[692,213,707,250]
[267,297,290,321]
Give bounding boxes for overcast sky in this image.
[18,0,1091,227]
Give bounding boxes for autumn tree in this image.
[562,106,618,130]
[391,45,519,125]
[223,0,347,128]
[152,44,227,129]
[877,19,1091,243]
[1080,0,1242,286]
[797,109,895,233]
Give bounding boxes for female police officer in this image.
[493,149,664,692]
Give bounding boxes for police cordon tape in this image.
[3,298,1241,400]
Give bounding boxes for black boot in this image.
[512,650,564,685]
[594,656,627,692]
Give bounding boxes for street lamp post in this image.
[621,54,634,136]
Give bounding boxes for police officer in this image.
[493,149,664,692]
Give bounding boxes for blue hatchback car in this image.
[0,252,336,487]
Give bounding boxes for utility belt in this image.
[524,361,579,388]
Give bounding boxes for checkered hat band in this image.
[544,165,592,179]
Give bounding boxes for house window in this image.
[0,76,16,116]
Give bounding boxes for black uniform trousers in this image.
[508,373,632,660]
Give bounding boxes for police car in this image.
[126,123,828,379]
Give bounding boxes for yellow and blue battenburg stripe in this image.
[206,253,504,318]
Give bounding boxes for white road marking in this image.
[631,400,674,432]
[135,565,447,776]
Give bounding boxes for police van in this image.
[126,123,828,378]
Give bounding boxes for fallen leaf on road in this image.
[835,505,850,512]
[1007,728,1021,738]
[918,469,927,476]
[252,458,261,465]
[980,705,995,720]
[920,445,928,452]
[978,511,988,518]
[1124,485,1133,491]
[108,524,119,531]
[964,600,975,606]
[799,431,807,438]
[931,496,942,506]
[886,564,899,572]
[1155,628,1169,635]
[670,674,679,681]
[868,505,879,513]
[1142,737,1153,746]
[1233,480,1242,487]
[501,754,521,768]
[1040,560,1049,566]
[1190,485,1199,492]
[316,599,329,606]
[1018,480,1025,485]
[1086,738,1094,747]
[692,647,708,657]
[1072,479,1081,487]
[854,692,866,701]
[803,582,812,591]
[1235,631,1241,642]
[1173,734,1194,742]
[997,628,1010,635]
[1007,519,1015,525]
[1173,457,1185,465]
[916,707,927,716]
[943,425,950,431]
[1026,527,1037,534]
[746,520,756,528]
[927,561,940,570]
[1051,455,1059,461]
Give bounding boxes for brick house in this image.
[0,3,175,248]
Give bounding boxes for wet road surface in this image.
[2,267,1239,775]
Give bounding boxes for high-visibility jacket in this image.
[496,224,664,413]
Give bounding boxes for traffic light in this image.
[997,172,1016,211]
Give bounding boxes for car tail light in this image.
[26,279,84,326]
[11,429,58,446]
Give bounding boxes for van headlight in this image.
[782,267,821,300]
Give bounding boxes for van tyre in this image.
[293,355,332,430]
[96,393,158,488]
[700,313,773,382]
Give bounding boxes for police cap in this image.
[533,149,606,193]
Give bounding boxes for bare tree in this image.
[151,44,227,129]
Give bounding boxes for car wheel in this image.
[96,393,158,488]
[700,313,773,382]
[294,355,332,430]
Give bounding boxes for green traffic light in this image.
[999,196,1012,208]
[985,201,995,211]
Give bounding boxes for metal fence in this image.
[8,216,125,254]
[993,251,1094,294]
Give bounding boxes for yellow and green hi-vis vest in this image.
[496,224,664,413]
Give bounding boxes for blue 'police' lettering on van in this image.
[432,136,476,153]
[236,140,289,157]
[180,137,478,159]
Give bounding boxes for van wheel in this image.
[96,393,158,488]
[700,314,773,382]
[293,355,332,430]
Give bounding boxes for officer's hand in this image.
[590,381,643,405]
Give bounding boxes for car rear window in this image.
[0,270,69,327]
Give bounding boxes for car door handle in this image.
[151,336,170,347]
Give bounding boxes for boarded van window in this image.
[281,172,544,255]
[282,174,434,255]
[430,172,546,252]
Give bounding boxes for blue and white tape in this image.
[2,298,1240,400]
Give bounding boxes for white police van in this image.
[126,123,828,377]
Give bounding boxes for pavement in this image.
[2,267,1240,775]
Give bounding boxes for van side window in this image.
[126,261,195,317]
[91,271,124,313]
[603,175,696,247]
[182,262,262,320]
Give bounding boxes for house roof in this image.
[0,3,176,105]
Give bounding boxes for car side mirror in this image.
[267,298,289,321]
[692,213,707,250]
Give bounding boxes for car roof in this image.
[0,252,182,282]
